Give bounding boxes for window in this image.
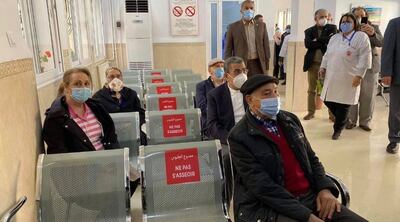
[18,0,63,87]
[65,0,91,65]
[91,0,106,60]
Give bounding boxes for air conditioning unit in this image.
[125,0,153,71]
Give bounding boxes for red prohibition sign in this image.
[185,6,196,17]
[173,6,183,17]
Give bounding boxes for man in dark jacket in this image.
[92,67,145,125]
[195,58,225,138]
[206,57,248,145]
[381,17,400,154]
[303,9,337,120]
[228,75,367,222]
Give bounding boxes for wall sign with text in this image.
[170,0,199,36]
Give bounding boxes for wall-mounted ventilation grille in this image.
[129,61,152,71]
[126,0,149,13]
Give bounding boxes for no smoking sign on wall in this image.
[170,0,199,36]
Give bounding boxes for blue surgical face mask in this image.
[71,87,92,103]
[340,22,353,33]
[214,67,225,80]
[242,9,255,21]
[258,97,281,119]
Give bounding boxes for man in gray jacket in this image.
[347,7,383,131]
[382,17,400,154]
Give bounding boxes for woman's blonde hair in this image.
[57,67,92,96]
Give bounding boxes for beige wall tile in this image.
[153,42,207,77]
[0,58,41,222]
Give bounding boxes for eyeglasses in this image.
[232,68,249,75]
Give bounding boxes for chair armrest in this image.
[326,173,350,207]
[1,196,27,222]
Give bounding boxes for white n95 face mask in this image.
[233,73,248,89]
[108,78,124,92]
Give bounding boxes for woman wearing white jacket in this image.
[319,13,371,140]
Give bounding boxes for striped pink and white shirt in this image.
[68,104,104,151]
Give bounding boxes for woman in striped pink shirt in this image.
[43,67,120,154]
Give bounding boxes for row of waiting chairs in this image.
[34,68,350,221]
[35,69,228,221]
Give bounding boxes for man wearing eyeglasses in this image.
[206,56,249,207]
[206,56,249,144]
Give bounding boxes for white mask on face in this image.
[232,73,248,89]
[108,77,123,92]
[318,18,328,27]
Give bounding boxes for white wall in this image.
[258,0,292,38]
[315,0,337,23]
[0,1,31,62]
[150,0,207,43]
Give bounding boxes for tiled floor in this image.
[131,91,399,222]
[297,95,399,222]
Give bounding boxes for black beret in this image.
[240,74,279,95]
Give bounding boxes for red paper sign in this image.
[156,85,172,94]
[165,148,201,185]
[151,72,162,76]
[159,97,177,111]
[152,78,165,83]
[162,114,187,138]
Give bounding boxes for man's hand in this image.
[361,24,375,36]
[278,57,284,66]
[308,214,324,222]
[318,68,326,80]
[352,76,362,87]
[382,76,392,86]
[317,189,341,220]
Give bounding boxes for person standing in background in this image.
[319,13,371,140]
[273,25,284,80]
[279,25,291,84]
[279,31,291,86]
[381,17,400,154]
[254,14,263,23]
[224,0,270,78]
[303,9,338,120]
[346,7,383,132]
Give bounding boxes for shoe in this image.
[281,80,286,85]
[386,142,399,154]
[359,125,372,132]
[332,131,341,140]
[346,122,357,130]
[303,113,315,120]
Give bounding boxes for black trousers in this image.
[275,192,367,222]
[324,101,351,133]
[219,144,233,208]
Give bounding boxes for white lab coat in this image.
[320,31,372,105]
[279,34,291,73]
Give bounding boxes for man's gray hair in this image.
[224,56,245,72]
[315,8,328,17]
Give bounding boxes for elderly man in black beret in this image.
[228,75,367,222]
